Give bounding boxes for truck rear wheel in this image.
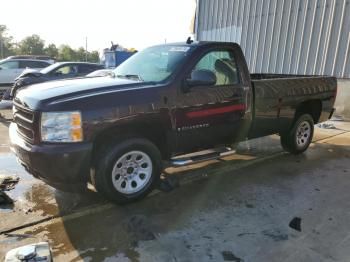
[280,114,314,154]
[94,137,162,204]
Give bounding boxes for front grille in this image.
[13,103,37,143]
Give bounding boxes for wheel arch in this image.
[294,99,322,124]
[91,120,172,165]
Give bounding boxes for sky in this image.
[1,0,196,52]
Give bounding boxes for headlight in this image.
[41,111,83,142]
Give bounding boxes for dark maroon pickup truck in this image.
[9,41,337,203]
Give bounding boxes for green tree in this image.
[44,43,58,58]
[17,34,45,55]
[75,47,87,61]
[0,25,101,62]
[58,44,76,61]
[87,51,99,63]
[57,45,100,62]
[0,25,15,58]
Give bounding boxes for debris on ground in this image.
[24,208,33,214]
[245,203,254,208]
[331,115,344,121]
[4,242,52,262]
[4,233,34,240]
[262,229,288,241]
[0,175,20,191]
[0,175,19,208]
[289,217,302,232]
[221,250,243,261]
[123,215,156,242]
[158,176,180,192]
[237,232,256,237]
[317,123,337,129]
[0,191,13,206]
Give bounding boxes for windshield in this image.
[40,63,60,74]
[113,45,192,82]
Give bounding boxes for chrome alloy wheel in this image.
[111,151,153,194]
[296,121,311,148]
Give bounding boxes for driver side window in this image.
[194,51,239,86]
[53,65,78,76]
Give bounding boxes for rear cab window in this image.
[193,50,240,86]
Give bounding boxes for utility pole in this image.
[85,37,88,62]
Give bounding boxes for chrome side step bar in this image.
[170,147,236,167]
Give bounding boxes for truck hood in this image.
[15,76,147,110]
[15,68,42,80]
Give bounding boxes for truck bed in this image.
[251,73,318,80]
[248,74,337,139]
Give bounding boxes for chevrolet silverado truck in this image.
[9,41,337,204]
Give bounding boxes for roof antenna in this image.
[186,37,193,44]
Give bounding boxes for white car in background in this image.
[0,57,52,85]
[86,68,114,77]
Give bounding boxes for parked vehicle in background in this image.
[101,43,136,68]
[0,58,53,86]
[6,55,55,64]
[4,62,105,100]
[9,41,337,204]
[86,69,114,78]
[102,50,135,68]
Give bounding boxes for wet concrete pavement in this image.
[1,108,350,261]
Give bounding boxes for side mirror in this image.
[0,67,2,70]
[186,69,216,87]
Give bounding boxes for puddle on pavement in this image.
[0,126,349,261]
[236,135,281,156]
[0,154,32,203]
[21,218,141,262]
[0,152,104,219]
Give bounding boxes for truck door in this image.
[174,49,246,153]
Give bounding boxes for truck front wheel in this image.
[93,137,162,204]
[280,114,314,154]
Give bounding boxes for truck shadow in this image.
[3,121,345,260]
[31,133,350,261]
[17,132,344,261]
[16,136,283,260]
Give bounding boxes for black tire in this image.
[93,137,162,204]
[280,114,314,154]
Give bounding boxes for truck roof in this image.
[156,41,240,48]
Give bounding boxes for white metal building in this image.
[195,0,350,78]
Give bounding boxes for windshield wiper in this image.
[116,74,143,81]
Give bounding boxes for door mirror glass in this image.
[186,69,216,87]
